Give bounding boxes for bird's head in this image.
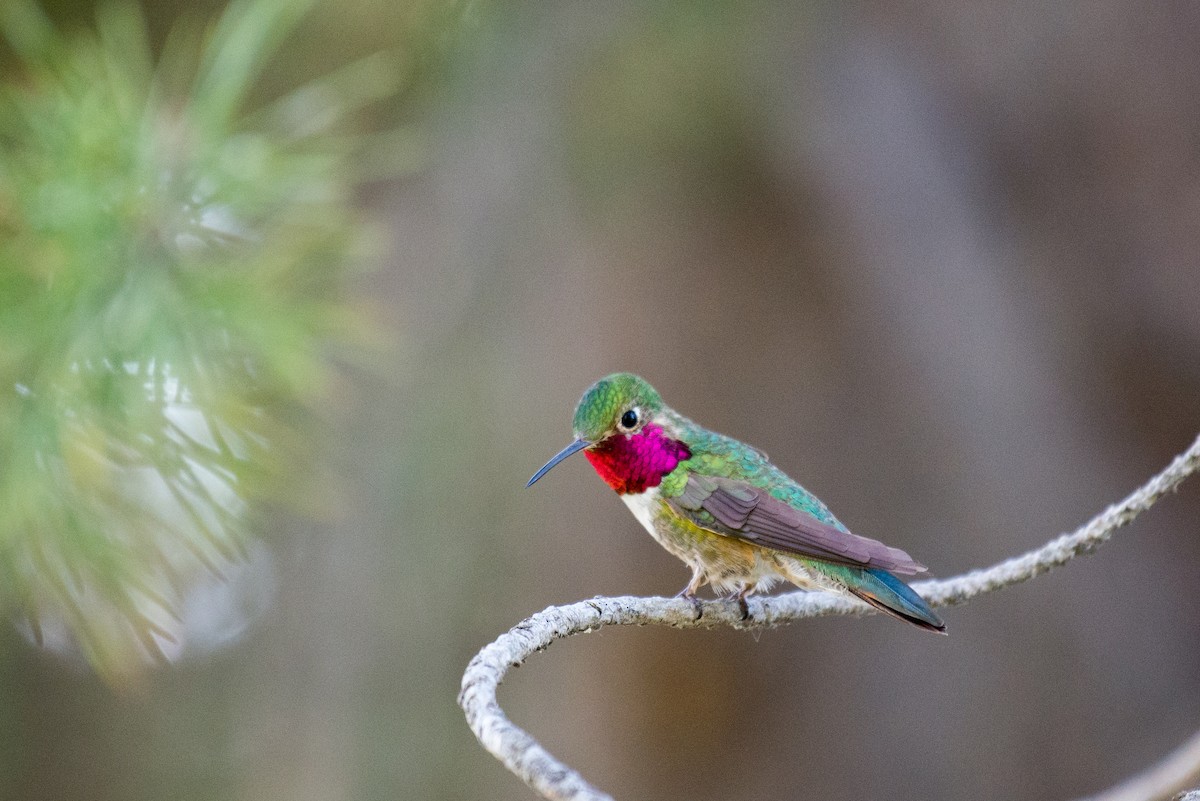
[527,373,688,493]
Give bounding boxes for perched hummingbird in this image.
[527,373,945,633]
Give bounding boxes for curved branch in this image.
[1071,726,1200,801]
[460,435,1200,801]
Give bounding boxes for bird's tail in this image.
[785,559,946,634]
[846,567,945,634]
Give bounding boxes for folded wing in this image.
[670,473,926,574]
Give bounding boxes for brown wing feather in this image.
[669,474,927,574]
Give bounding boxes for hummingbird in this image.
[526,373,945,633]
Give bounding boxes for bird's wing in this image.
[668,473,927,574]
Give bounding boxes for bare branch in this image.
[460,435,1200,801]
[1071,727,1200,801]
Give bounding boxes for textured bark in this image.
[460,435,1200,801]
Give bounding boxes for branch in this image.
[460,435,1200,801]
[1071,726,1200,801]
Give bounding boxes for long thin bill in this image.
[526,439,591,487]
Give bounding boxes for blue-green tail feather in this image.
[846,567,946,634]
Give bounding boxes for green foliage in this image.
[0,0,391,681]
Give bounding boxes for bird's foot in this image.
[723,587,752,622]
[675,585,704,620]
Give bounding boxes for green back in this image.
[659,410,844,530]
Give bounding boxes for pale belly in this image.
[619,490,823,595]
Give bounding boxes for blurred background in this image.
[1,1,1199,800]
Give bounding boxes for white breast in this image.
[620,490,661,537]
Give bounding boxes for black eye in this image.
[620,409,639,430]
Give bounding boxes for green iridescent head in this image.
[572,373,663,441]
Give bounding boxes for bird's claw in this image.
[675,587,704,620]
[722,588,752,622]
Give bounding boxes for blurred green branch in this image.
[0,0,397,681]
